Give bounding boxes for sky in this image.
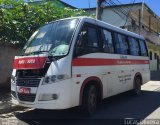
[62,0,160,17]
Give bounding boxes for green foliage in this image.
[0,0,86,47]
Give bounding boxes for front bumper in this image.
[11,78,73,109]
[12,97,60,109]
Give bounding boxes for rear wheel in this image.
[82,85,98,116]
[133,77,142,95]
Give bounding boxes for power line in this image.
[123,0,136,27]
[111,0,131,10]
[104,0,128,19]
[104,0,136,26]
[106,0,128,17]
[109,0,131,15]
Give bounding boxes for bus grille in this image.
[16,78,41,87]
[18,93,36,102]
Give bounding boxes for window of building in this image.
[114,33,129,54]
[101,29,114,53]
[150,51,152,60]
[154,53,157,59]
[139,40,148,56]
[128,37,140,56]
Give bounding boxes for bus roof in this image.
[80,16,144,40]
[51,16,144,40]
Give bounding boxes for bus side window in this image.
[139,40,148,56]
[74,27,87,57]
[101,29,114,53]
[74,24,99,57]
[128,37,140,56]
[114,33,128,54]
[87,27,100,53]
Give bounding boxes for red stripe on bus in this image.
[72,58,149,66]
[13,56,46,69]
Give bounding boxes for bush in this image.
[0,0,85,47]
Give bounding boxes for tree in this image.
[0,0,85,47]
[96,0,105,20]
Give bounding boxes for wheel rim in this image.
[88,87,97,113]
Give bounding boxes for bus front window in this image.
[23,19,79,56]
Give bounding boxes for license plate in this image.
[19,87,30,94]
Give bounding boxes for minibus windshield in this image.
[22,19,79,56]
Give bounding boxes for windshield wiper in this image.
[21,51,66,61]
[30,51,66,61]
[33,51,49,54]
[48,55,66,61]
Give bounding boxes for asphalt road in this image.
[0,72,160,125]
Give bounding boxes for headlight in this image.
[44,76,50,83]
[42,74,69,85]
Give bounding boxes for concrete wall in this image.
[0,46,20,88]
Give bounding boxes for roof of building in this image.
[28,0,76,9]
[59,1,77,9]
[84,2,159,19]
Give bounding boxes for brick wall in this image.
[0,46,21,88]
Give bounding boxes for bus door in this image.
[157,56,159,70]
[72,23,103,101]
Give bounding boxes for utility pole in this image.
[139,1,144,35]
[96,0,105,20]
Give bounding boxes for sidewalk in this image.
[0,89,26,114]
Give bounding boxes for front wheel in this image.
[82,85,98,116]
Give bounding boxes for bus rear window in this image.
[139,40,148,56]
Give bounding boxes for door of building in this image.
[157,56,159,70]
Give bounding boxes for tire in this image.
[82,85,98,116]
[133,77,142,96]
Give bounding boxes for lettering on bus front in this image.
[18,59,35,64]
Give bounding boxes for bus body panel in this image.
[72,53,149,99]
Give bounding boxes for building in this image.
[85,2,160,71]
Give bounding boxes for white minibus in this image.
[11,17,150,115]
